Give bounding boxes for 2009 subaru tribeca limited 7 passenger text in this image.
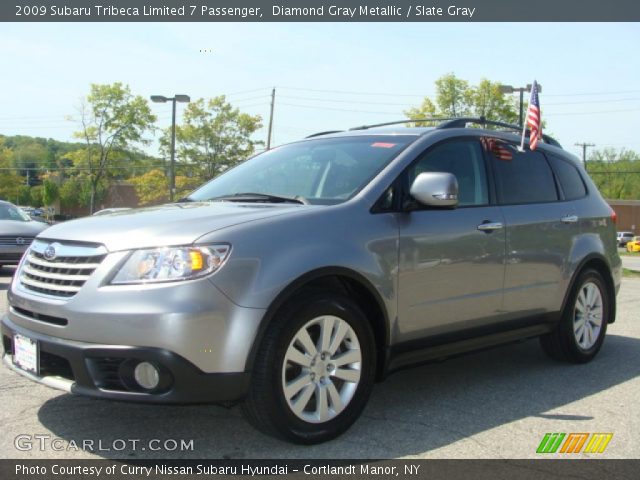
[2,118,621,444]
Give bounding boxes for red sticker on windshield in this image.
[371,142,396,148]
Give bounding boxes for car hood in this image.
[0,220,49,236]
[38,202,309,252]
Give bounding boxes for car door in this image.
[396,138,506,343]
[493,147,579,317]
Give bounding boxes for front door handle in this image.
[477,222,504,232]
[561,215,578,224]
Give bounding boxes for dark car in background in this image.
[0,201,49,269]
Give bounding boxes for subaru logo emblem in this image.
[43,243,59,261]
[16,237,25,245]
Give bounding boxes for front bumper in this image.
[2,316,250,403]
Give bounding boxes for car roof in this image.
[304,126,552,150]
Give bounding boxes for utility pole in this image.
[575,142,595,171]
[267,87,275,150]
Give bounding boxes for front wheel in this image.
[540,269,610,363]
[242,292,376,444]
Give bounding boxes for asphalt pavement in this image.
[0,266,639,459]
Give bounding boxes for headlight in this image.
[111,245,230,285]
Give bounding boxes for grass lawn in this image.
[623,268,640,278]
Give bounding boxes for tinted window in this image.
[549,155,587,200]
[410,140,489,206]
[493,150,558,204]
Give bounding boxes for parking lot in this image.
[1,266,639,459]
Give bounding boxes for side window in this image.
[409,140,489,207]
[493,150,558,204]
[548,155,587,200]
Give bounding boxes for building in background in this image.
[608,200,640,234]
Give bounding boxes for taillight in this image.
[610,208,617,224]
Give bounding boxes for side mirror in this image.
[409,172,459,208]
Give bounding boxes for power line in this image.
[546,108,640,116]
[278,86,430,97]
[278,102,398,115]
[278,94,415,107]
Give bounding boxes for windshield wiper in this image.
[208,193,309,205]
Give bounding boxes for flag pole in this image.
[518,96,531,152]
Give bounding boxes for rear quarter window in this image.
[548,154,587,200]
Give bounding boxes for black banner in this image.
[2,459,640,480]
[2,0,640,22]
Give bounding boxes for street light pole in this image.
[170,97,177,201]
[151,94,190,202]
[499,84,542,128]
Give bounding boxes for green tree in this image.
[130,169,169,205]
[167,96,262,182]
[73,82,156,213]
[0,143,22,202]
[406,73,519,124]
[42,178,59,209]
[59,177,82,210]
[471,79,519,124]
[587,148,640,199]
[29,185,44,207]
[130,169,201,205]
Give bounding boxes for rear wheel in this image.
[242,292,376,444]
[540,269,610,363]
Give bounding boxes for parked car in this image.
[626,236,640,252]
[0,201,49,268]
[1,118,622,444]
[93,208,132,216]
[617,231,634,247]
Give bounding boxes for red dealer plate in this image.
[13,333,39,375]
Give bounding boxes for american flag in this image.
[480,136,514,161]
[527,80,542,150]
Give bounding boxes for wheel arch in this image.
[245,267,391,380]
[561,254,617,324]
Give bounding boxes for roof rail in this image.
[305,130,344,138]
[436,116,561,147]
[348,116,562,148]
[349,118,457,130]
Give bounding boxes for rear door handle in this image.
[561,215,578,224]
[477,222,504,232]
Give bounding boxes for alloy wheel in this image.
[281,315,362,424]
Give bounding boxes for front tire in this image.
[242,292,376,444]
[540,269,610,363]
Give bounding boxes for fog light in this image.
[134,362,160,390]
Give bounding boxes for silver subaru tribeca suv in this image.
[2,118,621,444]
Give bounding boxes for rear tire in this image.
[540,269,610,363]
[242,292,376,444]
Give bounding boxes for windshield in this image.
[0,203,31,222]
[188,135,414,205]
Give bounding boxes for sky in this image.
[1,22,639,160]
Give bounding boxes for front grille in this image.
[0,236,34,247]
[19,240,107,298]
